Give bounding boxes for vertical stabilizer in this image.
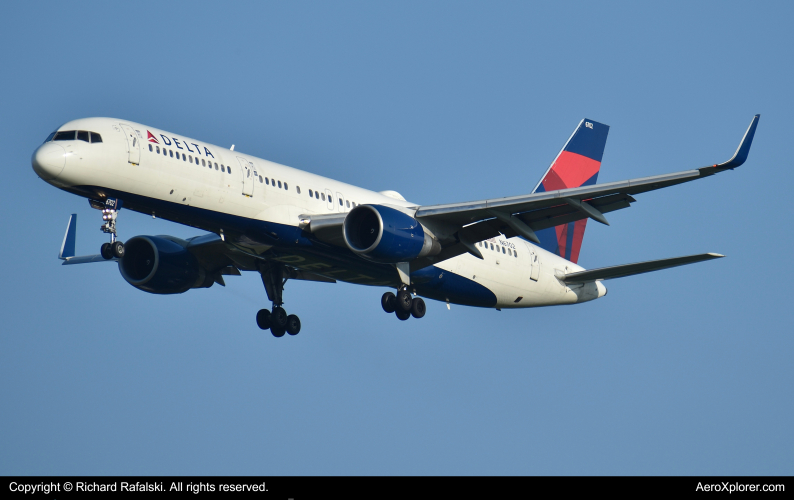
[532,119,609,263]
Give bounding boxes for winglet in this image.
[59,214,77,260]
[715,114,759,170]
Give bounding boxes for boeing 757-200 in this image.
[31,115,759,336]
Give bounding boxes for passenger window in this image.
[502,247,506,254]
[90,132,102,143]
[182,153,186,161]
[189,155,192,162]
[196,157,199,165]
[77,131,89,142]
[259,176,263,183]
[346,200,350,208]
[297,186,301,194]
[53,131,75,141]
[216,164,219,171]
[214,163,218,169]
[278,181,282,188]
[339,198,343,206]
[265,178,269,185]
[149,144,153,152]
[202,159,206,166]
[163,148,167,156]
[284,183,288,190]
[514,251,518,258]
[321,193,326,201]
[329,196,333,203]
[169,150,173,157]
[490,244,494,250]
[227,168,231,174]
[309,189,313,197]
[157,146,160,153]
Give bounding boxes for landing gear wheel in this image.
[100,242,113,260]
[411,297,426,319]
[271,326,286,337]
[111,241,125,259]
[381,292,396,313]
[396,290,413,312]
[286,315,301,335]
[256,309,272,330]
[395,309,411,321]
[271,306,288,329]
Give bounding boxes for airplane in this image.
[32,114,759,337]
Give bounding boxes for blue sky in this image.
[1,1,792,475]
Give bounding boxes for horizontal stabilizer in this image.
[562,252,724,284]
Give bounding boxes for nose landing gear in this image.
[97,198,124,260]
[257,262,302,337]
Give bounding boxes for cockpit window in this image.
[53,131,76,141]
[48,130,102,143]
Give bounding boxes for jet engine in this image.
[119,236,214,294]
[343,204,440,262]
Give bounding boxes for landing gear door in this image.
[236,156,254,196]
[120,124,140,165]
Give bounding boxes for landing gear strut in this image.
[257,261,302,337]
[382,287,426,321]
[98,198,124,260]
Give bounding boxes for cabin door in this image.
[119,124,140,165]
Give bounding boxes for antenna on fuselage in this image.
[230,144,235,151]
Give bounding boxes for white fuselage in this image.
[33,117,606,309]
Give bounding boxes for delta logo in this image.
[146,130,215,158]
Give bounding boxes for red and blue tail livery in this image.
[532,119,610,264]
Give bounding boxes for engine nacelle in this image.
[119,236,213,294]
[343,204,440,262]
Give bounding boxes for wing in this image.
[411,115,759,267]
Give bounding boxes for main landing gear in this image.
[98,198,124,260]
[256,262,301,338]
[381,287,426,321]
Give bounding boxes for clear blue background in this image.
[1,1,791,475]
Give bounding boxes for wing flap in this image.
[561,252,724,284]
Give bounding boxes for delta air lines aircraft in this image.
[32,115,759,337]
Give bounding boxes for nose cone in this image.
[32,143,66,180]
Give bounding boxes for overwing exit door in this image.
[236,156,255,196]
